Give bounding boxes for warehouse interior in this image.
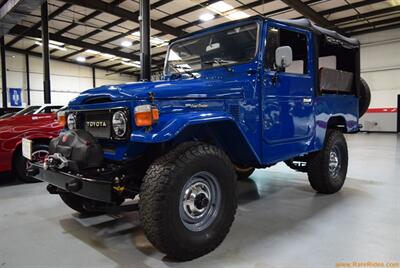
[0,0,399,267]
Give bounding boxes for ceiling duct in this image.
[0,0,44,36]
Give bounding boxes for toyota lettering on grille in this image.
[86,121,108,128]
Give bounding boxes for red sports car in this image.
[0,105,64,182]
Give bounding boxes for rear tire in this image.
[15,144,49,183]
[307,129,348,194]
[139,142,237,261]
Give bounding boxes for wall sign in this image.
[9,88,22,107]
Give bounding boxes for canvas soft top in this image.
[273,18,359,47]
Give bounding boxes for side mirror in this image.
[275,46,293,69]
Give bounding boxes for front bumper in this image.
[30,163,113,203]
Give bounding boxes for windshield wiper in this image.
[171,64,197,79]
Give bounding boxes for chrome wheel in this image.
[26,149,48,169]
[179,171,221,232]
[328,145,341,178]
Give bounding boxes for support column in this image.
[139,0,151,81]
[92,66,96,88]
[41,1,51,104]
[25,53,31,105]
[0,37,7,108]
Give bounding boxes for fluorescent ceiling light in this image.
[35,41,67,51]
[208,1,233,13]
[199,13,215,22]
[101,53,117,59]
[226,10,250,20]
[34,38,65,47]
[76,56,86,62]
[121,61,141,68]
[121,58,130,62]
[85,49,100,54]
[121,40,133,47]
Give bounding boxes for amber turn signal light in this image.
[57,111,66,127]
[134,105,159,127]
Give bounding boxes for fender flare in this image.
[131,111,261,164]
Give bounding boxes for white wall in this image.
[0,52,136,107]
[357,28,400,108]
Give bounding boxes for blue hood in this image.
[70,78,244,105]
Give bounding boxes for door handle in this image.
[303,97,312,105]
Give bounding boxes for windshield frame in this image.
[164,20,262,76]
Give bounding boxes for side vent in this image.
[83,96,112,104]
[229,104,240,120]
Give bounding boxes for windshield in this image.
[166,22,259,75]
[14,106,41,116]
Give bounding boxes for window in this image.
[265,27,308,74]
[166,23,258,74]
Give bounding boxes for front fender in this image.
[131,111,261,165]
[131,111,235,143]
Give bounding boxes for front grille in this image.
[83,111,112,139]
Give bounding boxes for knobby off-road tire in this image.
[15,144,49,183]
[235,166,255,180]
[359,78,371,118]
[307,129,348,194]
[139,142,237,261]
[284,159,308,173]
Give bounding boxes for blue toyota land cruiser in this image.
[26,16,370,260]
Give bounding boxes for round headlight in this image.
[112,111,127,137]
[67,113,76,130]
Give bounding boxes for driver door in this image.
[262,24,315,163]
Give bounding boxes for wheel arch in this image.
[142,119,260,166]
[327,116,348,133]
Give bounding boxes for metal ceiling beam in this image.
[6,3,71,47]
[0,0,43,37]
[9,24,140,61]
[332,6,400,25]
[59,0,186,37]
[177,0,271,31]
[6,46,136,75]
[57,0,173,61]
[319,0,385,16]
[350,22,400,36]
[279,0,336,29]
[343,17,400,32]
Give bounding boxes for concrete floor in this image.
[0,133,399,268]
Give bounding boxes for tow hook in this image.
[65,179,82,192]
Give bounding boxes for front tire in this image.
[139,143,237,261]
[307,129,348,194]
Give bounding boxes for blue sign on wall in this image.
[9,88,22,107]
